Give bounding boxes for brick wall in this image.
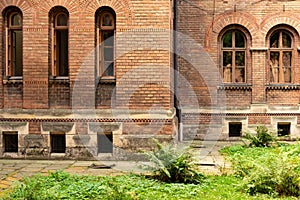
[177,0,300,139]
[0,0,175,158]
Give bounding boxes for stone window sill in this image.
[3,77,23,85]
[99,77,116,83]
[49,76,69,84]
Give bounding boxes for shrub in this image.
[225,144,300,197]
[243,125,277,147]
[144,140,204,184]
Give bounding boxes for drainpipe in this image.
[173,0,183,142]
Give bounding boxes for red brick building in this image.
[0,0,175,159]
[1,0,300,159]
[177,0,300,140]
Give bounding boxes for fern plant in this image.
[243,125,277,147]
[144,139,204,184]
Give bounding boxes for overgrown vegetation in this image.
[144,139,204,184]
[2,171,281,200]
[242,125,277,147]
[221,143,300,198]
[3,126,300,199]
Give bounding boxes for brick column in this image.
[251,48,267,104]
[23,27,49,109]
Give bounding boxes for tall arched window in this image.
[269,29,293,83]
[96,8,116,78]
[4,8,23,77]
[221,29,247,83]
[50,7,69,77]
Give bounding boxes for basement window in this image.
[3,132,18,152]
[229,122,242,137]
[277,123,290,136]
[51,132,66,153]
[97,132,113,153]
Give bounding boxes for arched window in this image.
[96,8,115,78]
[269,30,293,83]
[4,8,23,77]
[221,29,247,83]
[50,7,69,77]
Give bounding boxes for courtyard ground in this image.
[0,141,239,193]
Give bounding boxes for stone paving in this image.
[0,141,238,195]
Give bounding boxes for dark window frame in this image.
[50,132,66,153]
[50,8,69,77]
[96,8,116,79]
[219,26,251,84]
[277,122,291,137]
[229,122,242,137]
[268,29,294,84]
[3,131,18,153]
[97,132,113,153]
[4,8,23,77]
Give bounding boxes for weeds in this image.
[144,139,204,184]
[242,125,277,147]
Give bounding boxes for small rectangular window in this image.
[51,132,66,153]
[229,122,242,137]
[97,132,113,153]
[277,123,290,136]
[3,131,18,152]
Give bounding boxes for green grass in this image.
[2,143,300,199]
[1,171,296,200]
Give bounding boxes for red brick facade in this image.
[2,0,300,159]
[177,0,300,140]
[0,0,175,159]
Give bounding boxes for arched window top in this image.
[219,26,250,84]
[270,30,292,48]
[56,13,68,27]
[3,6,23,28]
[101,12,114,27]
[267,27,295,83]
[222,30,245,48]
[96,7,116,30]
[49,6,69,27]
[10,13,22,26]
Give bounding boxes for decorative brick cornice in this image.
[266,84,300,90]
[183,113,300,117]
[217,84,252,90]
[0,118,172,123]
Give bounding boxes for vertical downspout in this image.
[173,0,182,142]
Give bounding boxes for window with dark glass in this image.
[97,132,113,153]
[229,122,242,137]
[3,132,18,152]
[221,30,246,83]
[51,11,68,77]
[277,123,290,136]
[50,132,66,153]
[97,10,115,78]
[269,30,293,83]
[6,11,23,77]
